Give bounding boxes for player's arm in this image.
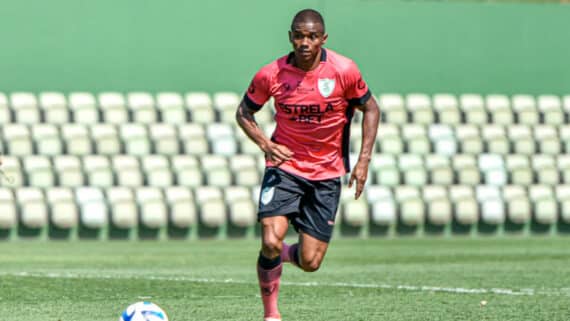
[348,96,380,199]
[235,101,293,166]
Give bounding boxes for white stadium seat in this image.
[69,92,99,123]
[142,155,173,187]
[4,124,33,156]
[120,124,151,155]
[165,187,197,228]
[460,94,487,125]
[91,124,121,155]
[10,92,40,124]
[157,92,186,123]
[61,124,92,155]
[46,188,78,229]
[512,95,538,125]
[40,92,69,123]
[537,95,563,125]
[149,124,179,155]
[213,92,240,123]
[75,187,108,229]
[0,189,17,228]
[98,92,129,124]
[24,156,55,187]
[395,186,424,225]
[128,92,157,123]
[433,94,460,125]
[406,93,433,124]
[0,156,24,186]
[485,94,513,125]
[32,124,63,155]
[112,155,143,187]
[136,187,168,229]
[379,94,407,124]
[106,187,138,229]
[195,186,226,228]
[16,188,48,229]
[449,185,479,225]
[83,155,114,187]
[186,92,215,124]
[529,185,558,224]
[224,186,256,227]
[54,156,84,187]
[0,92,11,123]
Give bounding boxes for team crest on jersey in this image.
[318,78,335,98]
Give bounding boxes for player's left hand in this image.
[348,160,369,200]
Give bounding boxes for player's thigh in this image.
[260,215,289,246]
[298,231,329,266]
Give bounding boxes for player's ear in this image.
[322,33,328,45]
[288,30,293,43]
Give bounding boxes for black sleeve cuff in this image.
[347,90,372,107]
[243,94,263,111]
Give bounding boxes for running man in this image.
[236,9,380,321]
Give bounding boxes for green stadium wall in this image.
[0,0,569,96]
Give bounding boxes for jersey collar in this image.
[286,48,327,65]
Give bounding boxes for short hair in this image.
[291,9,325,33]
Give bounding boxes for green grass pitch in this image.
[0,237,568,321]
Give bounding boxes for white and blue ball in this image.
[120,301,169,321]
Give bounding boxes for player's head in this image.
[289,9,328,65]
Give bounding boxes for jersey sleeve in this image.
[343,61,372,107]
[243,67,272,111]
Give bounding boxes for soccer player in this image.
[236,9,380,321]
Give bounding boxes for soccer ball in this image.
[120,301,169,321]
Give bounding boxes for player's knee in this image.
[261,236,283,256]
[300,258,322,272]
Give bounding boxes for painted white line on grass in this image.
[2,271,569,297]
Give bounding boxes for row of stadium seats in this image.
[1,184,569,239]
[2,92,570,125]
[2,123,570,156]
[1,154,570,188]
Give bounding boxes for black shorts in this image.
[258,167,341,243]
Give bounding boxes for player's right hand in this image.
[263,142,294,166]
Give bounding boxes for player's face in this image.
[289,22,327,64]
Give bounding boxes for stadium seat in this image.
[200,155,232,187]
[206,123,238,156]
[366,185,396,226]
[455,125,483,155]
[128,92,157,123]
[99,92,129,124]
[178,124,209,155]
[17,188,48,229]
[69,92,99,123]
[485,95,513,125]
[394,186,424,225]
[557,155,570,184]
[476,185,505,224]
[136,187,168,229]
[534,125,560,155]
[224,186,256,227]
[452,155,480,185]
[253,100,274,125]
[165,187,197,228]
[502,185,530,224]
[157,92,186,123]
[83,155,114,187]
[425,155,454,185]
[559,125,570,153]
[142,155,173,187]
[0,188,17,228]
[482,125,509,154]
[10,92,40,124]
[449,185,479,224]
[149,124,179,155]
[112,155,143,187]
[46,188,78,229]
[537,95,563,125]
[531,155,559,185]
[195,186,226,228]
[171,155,203,187]
[40,92,69,124]
[75,187,108,229]
[505,155,533,185]
[402,124,430,155]
[91,124,121,155]
[460,94,487,125]
[32,124,63,155]
[512,95,539,125]
[379,94,407,124]
[186,92,215,124]
[479,154,507,186]
[529,185,558,225]
[377,124,403,154]
[399,154,427,186]
[508,125,535,155]
[0,156,24,186]
[555,185,570,223]
[61,124,92,155]
[433,94,460,125]
[230,154,259,187]
[106,187,138,229]
[340,186,369,227]
[372,155,400,186]
[406,93,433,125]
[120,124,151,155]
[429,124,457,155]
[54,156,84,187]
[422,185,452,225]
[24,156,55,187]
[214,92,240,123]
[4,124,33,156]
[0,92,11,123]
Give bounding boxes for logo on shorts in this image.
[318,78,335,98]
[260,186,275,205]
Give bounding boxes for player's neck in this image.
[293,48,322,72]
